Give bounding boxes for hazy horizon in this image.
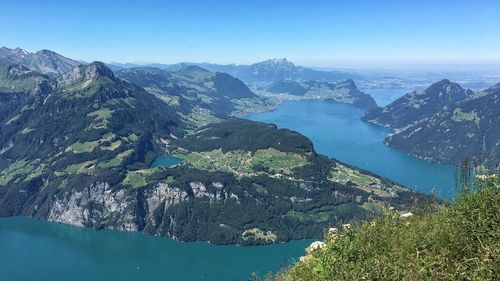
[2,0,500,68]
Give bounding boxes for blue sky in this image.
[1,0,499,67]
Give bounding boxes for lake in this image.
[150,155,184,168]
[0,217,311,281]
[0,98,457,281]
[360,87,411,106]
[248,100,457,200]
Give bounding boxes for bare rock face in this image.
[145,183,188,215]
[28,62,116,96]
[56,62,115,87]
[190,181,212,198]
[46,182,193,236]
[33,49,80,75]
[48,182,138,231]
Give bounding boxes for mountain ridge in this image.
[0,54,431,245]
[0,46,80,76]
[363,79,474,129]
[109,58,361,84]
[363,80,499,165]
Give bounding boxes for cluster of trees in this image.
[175,119,314,154]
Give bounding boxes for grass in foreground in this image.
[251,175,499,281]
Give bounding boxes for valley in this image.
[248,100,457,200]
[0,46,497,281]
[2,2,499,281]
[0,49,434,248]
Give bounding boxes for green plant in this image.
[258,174,499,281]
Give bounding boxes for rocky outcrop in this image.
[145,183,188,214]
[48,182,138,231]
[56,62,115,87]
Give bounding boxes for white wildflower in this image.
[306,241,326,254]
[399,212,413,219]
[328,227,338,234]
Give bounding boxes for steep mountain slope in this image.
[0,62,50,131]
[0,62,183,229]
[386,84,500,165]
[0,47,80,76]
[268,79,378,110]
[0,62,49,93]
[0,61,431,245]
[362,80,499,166]
[116,65,269,121]
[363,79,473,130]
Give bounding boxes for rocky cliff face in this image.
[56,62,115,87]
[46,181,219,233]
[48,182,138,230]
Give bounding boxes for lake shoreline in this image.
[0,216,312,281]
[247,99,457,200]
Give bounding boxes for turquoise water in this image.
[150,155,184,168]
[0,98,458,281]
[248,100,457,200]
[360,88,412,106]
[0,217,311,281]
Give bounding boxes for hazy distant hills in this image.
[230,58,361,83]
[109,58,361,84]
[0,47,79,77]
[268,79,378,110]
[116,64,265,121]
[364,80,500,166]
[0,47,425,245]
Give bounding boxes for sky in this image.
[1,0,500,67]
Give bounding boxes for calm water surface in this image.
[360,88,411,106]
[248,100,457,200]
[150,155,184,168]
[0,217,310,281]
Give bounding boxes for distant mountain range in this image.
[0,47,79,77]
[116,65,266,121]
[109,58,361,84]
[0,47,425,245]
[113,60,375,110]
[364,80,499,166]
